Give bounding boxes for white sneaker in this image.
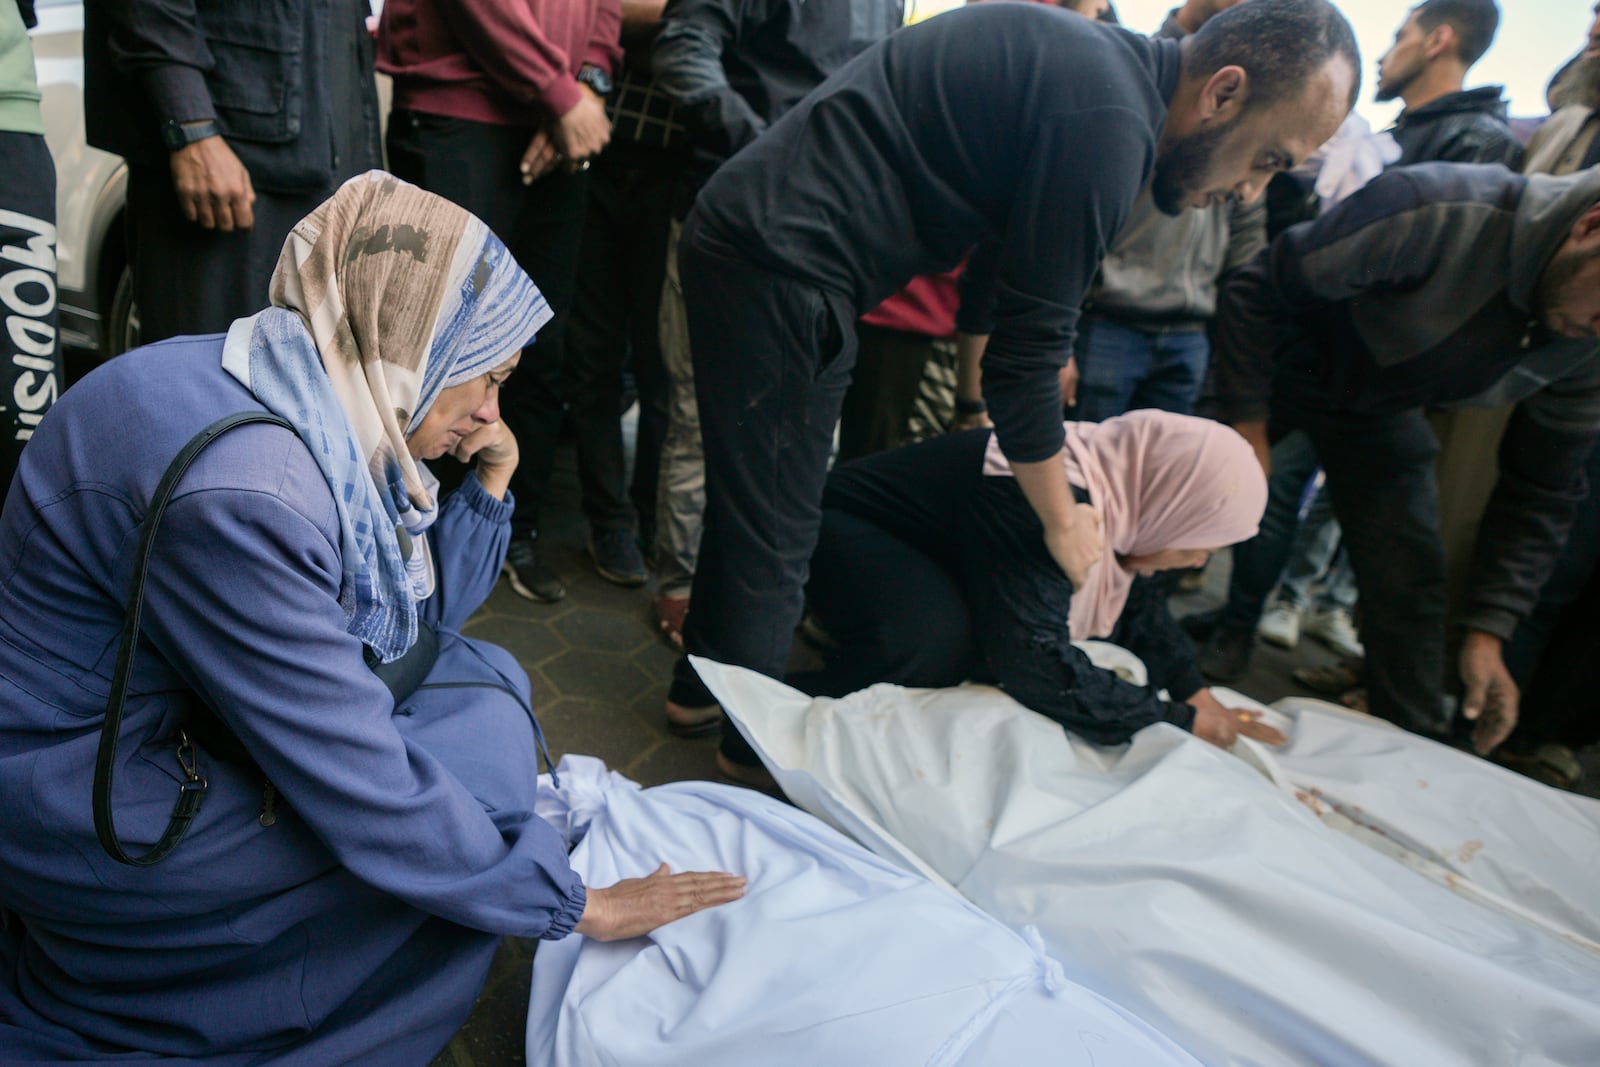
[1257,603,1302,649]
[1304,607,1363,658]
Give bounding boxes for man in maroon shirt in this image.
[379,0,623,603]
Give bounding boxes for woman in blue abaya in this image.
[0,173,742,1064]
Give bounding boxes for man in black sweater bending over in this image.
[666,0,1361,772]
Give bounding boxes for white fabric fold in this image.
[526,757,1200,1067]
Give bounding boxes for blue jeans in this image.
[1278,482,1357,614]
[1072,315,1210,422]
[1220,431,1321,633]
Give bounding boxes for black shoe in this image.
[588,527,647,586]
[503,538,566,602]
[1197,627,1254,683]
[1179,607,1223,642]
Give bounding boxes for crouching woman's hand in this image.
[1188,688,1288,749]
[575,864,747,941]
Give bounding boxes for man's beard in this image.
[1150,123,1229,216]
[1374,63,1418,104]
[1553,54,1600,110]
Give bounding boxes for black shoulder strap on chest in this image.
[93,412,296,867]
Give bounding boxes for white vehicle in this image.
[32,0,136,360]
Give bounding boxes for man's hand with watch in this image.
[164,118,257,233]
[550,65,613,171]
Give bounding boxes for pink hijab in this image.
[985,411,1269,639]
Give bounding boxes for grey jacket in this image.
[1088,189,1266,327]
[1214,163,1600,637]
[1085,10,1266,328]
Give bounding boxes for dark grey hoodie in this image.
[1214,162,1600,638]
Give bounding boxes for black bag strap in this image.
[93,412,296,867]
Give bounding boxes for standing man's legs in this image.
[1070,315,1155,423]
[1,130,59,496]
[1302,407,1450,738]
[653,221,704,618]
[387,109,590,602]
[1194,429,1321,680]
[498,170,589,586]
[621,171,675,554]
[669,218,857,765]
[563,157,661,585]
[1125,328,1209,416]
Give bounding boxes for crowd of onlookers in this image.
[3,0,1598,790]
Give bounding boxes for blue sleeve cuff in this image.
[452,470,516,524]
[542,879,589,941]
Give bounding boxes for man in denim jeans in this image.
[1068,0,1265,424]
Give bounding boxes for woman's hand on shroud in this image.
[1189,688,1288,749]
[576,864,747,941]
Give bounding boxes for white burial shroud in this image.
[693,654,1600,1067]
[525,755,1201,1067]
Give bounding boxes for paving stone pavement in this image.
[430,443,1598,1066]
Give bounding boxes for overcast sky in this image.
[1113,0,1594,128]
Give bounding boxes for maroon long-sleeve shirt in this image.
[378,0,622,127]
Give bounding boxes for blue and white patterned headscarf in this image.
[223,172,550,662]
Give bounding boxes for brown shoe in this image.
[1292,660,1364,696]
[665,699,721,739]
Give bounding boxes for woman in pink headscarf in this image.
[795,410,1283,750]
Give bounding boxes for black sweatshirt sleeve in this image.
[653,0,769,158]
[980,110,1153,464]
[996,635,1197,746]
[100,0,217,126]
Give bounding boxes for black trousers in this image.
[799,429,990,697]
[1504,446,1600,750]
[1,132,60,498]
[387,110,590,539]
[563,154,674,534]
[1277,403,1451,738]
[126,166,338,344]
[669,218,858,761]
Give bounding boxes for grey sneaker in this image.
[1303,607,1363,658]
[1198,627,1254,683]
[588,527,647,587]
[502,538,566,602]
[1257,601,1303,649]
